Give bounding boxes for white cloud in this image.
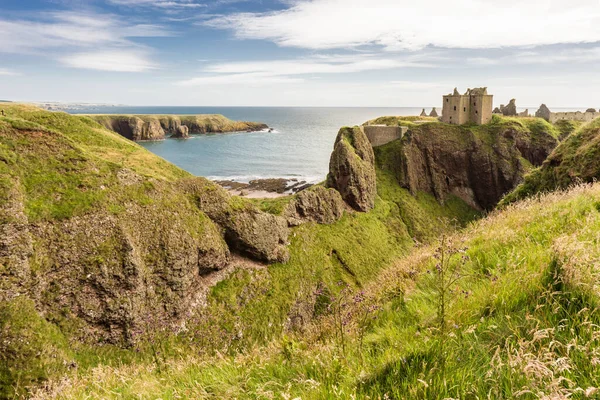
[176,72,303,86]
[205,0,600,50]
[0,68,21,76]
[466,46,600,66]
[204,57,427,75]
[61,50,157,72]
[176,55,430,86]
[0,12,170,54]
[0,11,170,72]
[108,0,206,8]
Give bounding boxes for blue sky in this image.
[1,0,600,107]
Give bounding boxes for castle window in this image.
[446,99,449,102]
[453,106,456,111]
[475,110,478,114]
[463,107,466,112]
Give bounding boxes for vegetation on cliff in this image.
[31,183,600,399]
[90,114,268,141]
[502,117,600,205]
[3,106,597,399]
[371,115,559,210]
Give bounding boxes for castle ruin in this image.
[441,87,493,125]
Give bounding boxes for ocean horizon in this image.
[69,105,584,183]
[70,106,426,183]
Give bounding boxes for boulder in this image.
[284,186,345,225]
[535,104,551,121]
[171,125,189,139]
[429,107,438,117]
[182,178,290,263]
[327,126,376,212]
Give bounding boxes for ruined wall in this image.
[549,111,600,123]
[363,125,407,147]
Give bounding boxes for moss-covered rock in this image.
[327,126,376,212]
[374,117,558,210]
[182,178,290,263]
[502,118,600,204]
[0,297,72,399]
[284,185,346,225]
[0,105,287,346]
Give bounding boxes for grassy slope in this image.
[1,106,483,398]
[0,104,189,222]
[40,183,600,399]
[502,117,600,205]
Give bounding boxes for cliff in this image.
[0,106,570,398]
[371,115,560,210]
[501,117,600,204]
[0,105,287,351]
[90,114,268,141]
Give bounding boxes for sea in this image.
[70,106,426,183]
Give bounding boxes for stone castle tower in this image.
[441,87,493,125]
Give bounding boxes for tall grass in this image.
[29,183,600,399]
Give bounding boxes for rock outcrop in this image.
[91,114,268,141]
[502,118,600,205]
[535,104,551,121]
[374,121,559,210]
[327,126,377,212]
[171,124,189,138]
[0,108,288,344]
[284,186,346,225]
[182,178,290,263]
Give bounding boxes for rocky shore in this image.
[215,178,313,198]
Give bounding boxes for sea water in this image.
[70,106,426,182]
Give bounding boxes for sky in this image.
[1,0,600,107]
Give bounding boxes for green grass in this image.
[4,105,590,399]
[502,117,600,205]
[35,183,600,399]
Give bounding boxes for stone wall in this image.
[363,125,407,147]
[549,111,600,123]
[470,94,494,124]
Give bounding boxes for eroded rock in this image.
[171,125,189,139]
[284,186,345,225]
[327,126,376,212]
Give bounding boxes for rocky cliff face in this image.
[502,118,600,204]
[0,107,286,344]
[374,118,559,210]
[92,115,268,141]
[327,126,377,212]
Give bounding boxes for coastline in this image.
[215,178,313,198]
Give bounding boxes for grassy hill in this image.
[31,183,600,399]
[0,105,481,398]
[3,105,597,399]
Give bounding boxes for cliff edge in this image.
[90,114,268,141]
